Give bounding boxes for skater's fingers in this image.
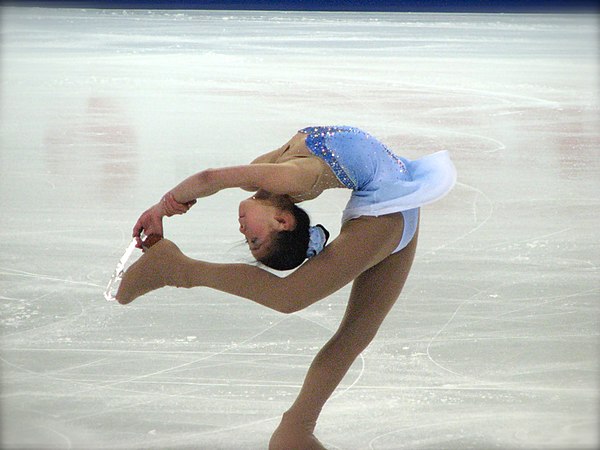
[171,202,188,215]
[133,219,144,238]
[163,193,194,216]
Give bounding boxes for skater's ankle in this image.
[171,255,202,289]
[281,410,318,432]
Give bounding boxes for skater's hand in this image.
[132,194,196,249]
[132,204,164,248]
[161,192,196,217]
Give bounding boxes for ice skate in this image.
[116,239,195,304]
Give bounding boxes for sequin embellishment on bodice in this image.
[299,126,361,189]
[299,126,409,191]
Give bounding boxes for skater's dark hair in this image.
[258,197,329,271]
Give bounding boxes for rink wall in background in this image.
[5,0,600,13]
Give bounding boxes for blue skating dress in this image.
[299,126,457,253]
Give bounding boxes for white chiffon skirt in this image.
[342,150,457,223]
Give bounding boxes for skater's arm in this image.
[166,132,314,202]
[250,147,286,164]
[168,159,321,204]
[197,215,405,313]
[133,159,320,243]
[240,147,289,192]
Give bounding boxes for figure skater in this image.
[116,126,456,449]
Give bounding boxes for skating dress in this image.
[299,126,457,253]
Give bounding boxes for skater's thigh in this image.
[338,228,418,336]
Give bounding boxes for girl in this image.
[116,126,456,449]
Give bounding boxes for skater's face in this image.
[238,193,295,260]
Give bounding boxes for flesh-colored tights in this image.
[117,215,418,448]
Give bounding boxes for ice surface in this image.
[1,7,598,449]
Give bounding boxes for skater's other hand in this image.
[162,192,196,217]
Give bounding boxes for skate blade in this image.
[104,238,138,301]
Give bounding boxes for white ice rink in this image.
[1,7,598,449]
